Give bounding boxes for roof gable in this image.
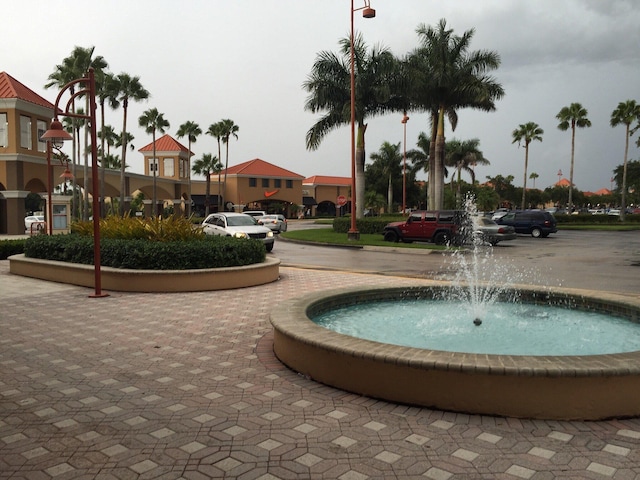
[0,72,55,110]
[304,175,351,186]
[138,134,191,155]
[223,158,304,179]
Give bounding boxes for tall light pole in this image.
[41,68,108,298]
[401,111,409,215]
[348,0,375,240]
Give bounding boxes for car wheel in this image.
[383,230,399,242]
[531,228,542,238]
[433,232,450,245]
[266,243,274,252]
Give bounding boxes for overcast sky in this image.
[5,0,640,192]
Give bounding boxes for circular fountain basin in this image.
[270,284,640,420]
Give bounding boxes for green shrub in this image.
[333,216,401,234]
[71,215,204,241]
[0,239,26,260]
[24,234,265,270]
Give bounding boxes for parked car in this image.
[383,210,462,245]
[491,209,509,221]
[243,210,267,218]
[202,213,274,252]
[24,215,45,232]
[257,214,287,233]
[472,217,517,245]
[495,210,557,238]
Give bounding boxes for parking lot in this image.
[276,227,640,296]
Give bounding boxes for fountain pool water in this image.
[311,298,640,356]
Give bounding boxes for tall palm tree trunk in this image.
[152,131,157,217]
[433,108,446,210]
[119,102,128,216]
[521,144,529,210]
[427,111,437,209]
[568,123,576,209]
[223,142,230,210]
[355,124,367,219]
[621,125,630,222]
[187,139,192,217]
[216,140,222,211]
[387,173,393,213]
[83,107,90,221]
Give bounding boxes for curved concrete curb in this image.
[9,254,280,292]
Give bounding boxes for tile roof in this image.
[555,178,571,187]
[223,158,304,178]
[0,72,55,110]
[303,175,351,186]
[138,134,192,155]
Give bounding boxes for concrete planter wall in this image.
[9,254,280,292]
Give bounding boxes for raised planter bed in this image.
[9,254,280,292]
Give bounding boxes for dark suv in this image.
[495,210,557,238]
[383,210,461,245]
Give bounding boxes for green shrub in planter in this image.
[24,234,265,270]
[0,239,26,260]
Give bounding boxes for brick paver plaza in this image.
[1,259,640,479]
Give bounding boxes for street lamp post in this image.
[41,68,107,298]
[401,112,409,215]
[348,0,375,240]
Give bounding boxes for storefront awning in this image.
[302,196,317,206]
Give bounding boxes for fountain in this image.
[270,198,640,420]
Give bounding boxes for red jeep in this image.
[383,210,462,245]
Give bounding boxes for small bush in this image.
[24,234,265,270]
[333,216,400,234]
[0,239,26,260]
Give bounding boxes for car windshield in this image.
[227,215,258,227]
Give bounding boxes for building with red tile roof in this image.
[138,134,192,180]
[303,175,352,216]
[216,159,305,215]
[0,72,57,233]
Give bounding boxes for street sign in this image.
[337,195,347,207]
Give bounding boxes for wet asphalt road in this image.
[274,221,640,296]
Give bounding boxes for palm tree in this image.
[304,33,401,219]
[206,122,225,210]
[369,141,402,213]
[45,46,108,220]
[610,100,640,221]
[139,108,170,217]
[115,73,149,215]
[556,103,591,210]
[406,19,504,210]
[445,138,489,204]
[529,172,539,189]
[96,71,120,216]
[98,124,119,217]
[192,153,221,216]
[176,121,202,217]
[219,119,239,210]
[512,122,544,210]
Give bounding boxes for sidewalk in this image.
[1,260,640,479]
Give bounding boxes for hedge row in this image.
[23,234,266,270]
[332,216,400,234]
[554,213,640,224]
[0,239,26,260]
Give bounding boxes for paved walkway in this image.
[1,260,640,479]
